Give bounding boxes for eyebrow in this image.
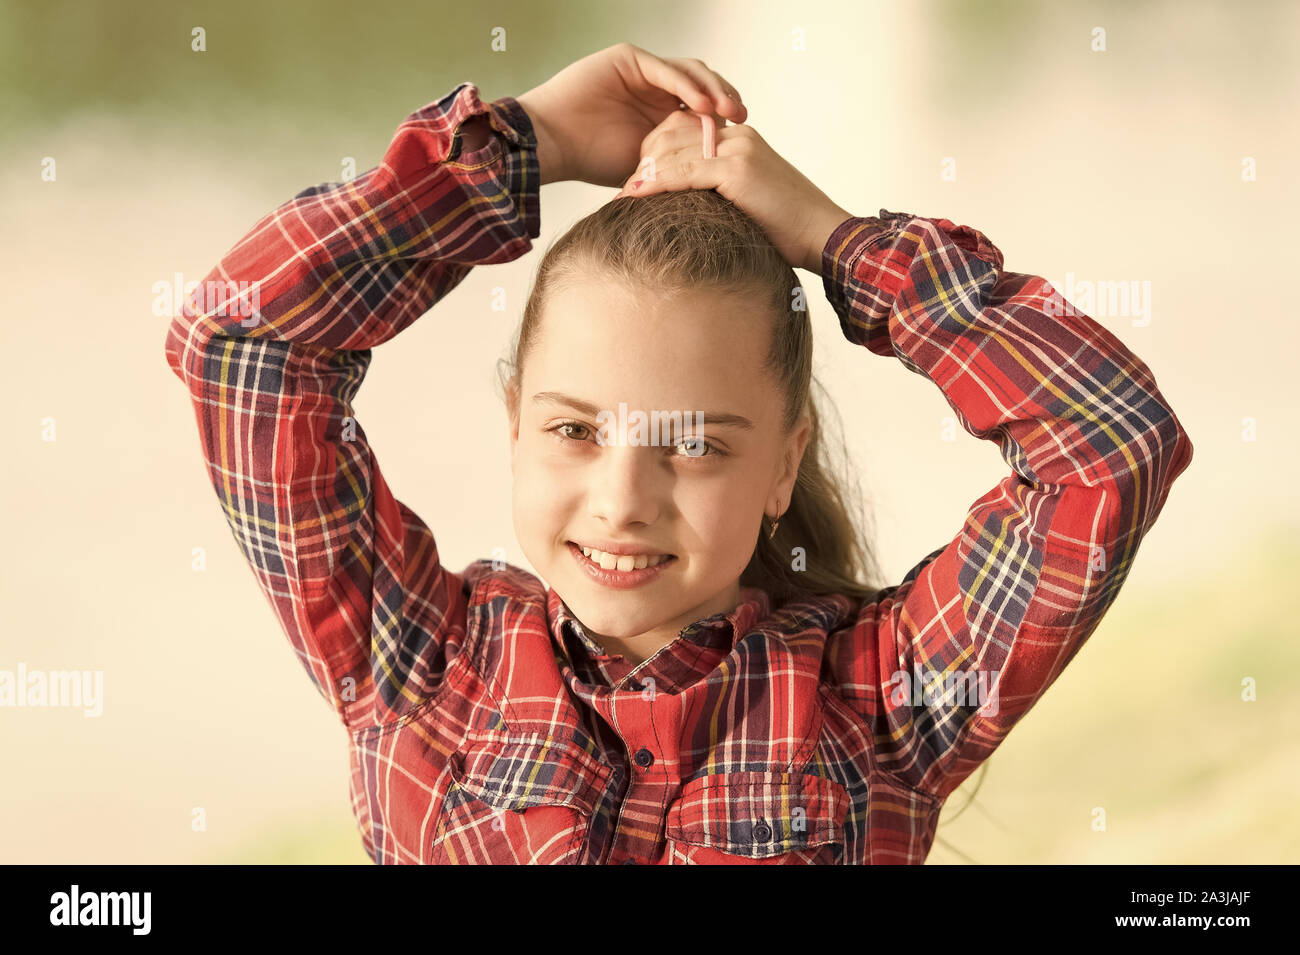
[531,391,755,430]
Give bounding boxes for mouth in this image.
[566,541,677,588]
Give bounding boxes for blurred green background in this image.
[2,0,1296,864]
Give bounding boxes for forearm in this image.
[822,210,1192,497]
[802,201,854,274]
[165,83,539,374]
[515,90,565,186]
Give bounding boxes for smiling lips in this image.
[579,545,672,571]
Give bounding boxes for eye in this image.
[546,421,727,461]
[549,421,594,444]
[674,436,725,460]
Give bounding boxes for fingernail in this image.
[631,180,644,190]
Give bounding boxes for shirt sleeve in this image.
[819,210,1194,803]
[162,82,541,732]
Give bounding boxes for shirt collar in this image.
[547,585,771,663]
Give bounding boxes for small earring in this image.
[768,511,783,539]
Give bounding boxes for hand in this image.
[514,42,747,188]
[613,109,853,275]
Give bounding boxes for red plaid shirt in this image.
[163,81,1194,864]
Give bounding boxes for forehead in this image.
[522,276,774,420]
[535,277,771,370]
[527,277,779,418]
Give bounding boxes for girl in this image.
[164,43,1193,864]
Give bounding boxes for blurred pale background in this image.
[2,0,1296,864]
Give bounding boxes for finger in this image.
[616,152,730,199]
[615,135,742,196]
[616,123,747,196]
[628,48,717,117]
[664,57,748,124]
[671,58,747,122]
[640,107,724,159]
[641,118,745,166]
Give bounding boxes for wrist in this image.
[803,203,853,274]
[516,91,564,186]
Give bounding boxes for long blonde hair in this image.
[498,188,885,609]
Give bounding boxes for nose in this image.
[586,443,667,529]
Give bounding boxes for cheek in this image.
[511,439,569,543]
[676,479,761,552]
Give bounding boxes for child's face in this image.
[508,276,810,660]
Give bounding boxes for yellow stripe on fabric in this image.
[828,220,878,264]
[346,539,371,579]
[703,659,737,775]
[333,447,369,556]
[517,738,556,803]
[370,605,427,706]
[214,339,239,537]
[618,819,664,843]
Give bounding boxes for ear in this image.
[506,376,521,474]
[771,411,811,511]
[790,411,812,471]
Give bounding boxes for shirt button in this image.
[753,821,773,842]
[626,678,642,691]
[633,747,654,768]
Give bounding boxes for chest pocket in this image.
[663,770,850,864]
[429,733,615,864]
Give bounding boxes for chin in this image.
[566,590,658,633]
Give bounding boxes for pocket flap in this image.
[664,771,849,859]
[449,734,614,817]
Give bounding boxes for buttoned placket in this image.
[554,622,708,864]
[595,667,682,865]
[547,591,771,864]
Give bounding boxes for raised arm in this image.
[162,43,751,734]
[818,210,1194,802]
[611,113,1194,803]
[162,82,540,731]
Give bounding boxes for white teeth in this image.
[578,545,671,571]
